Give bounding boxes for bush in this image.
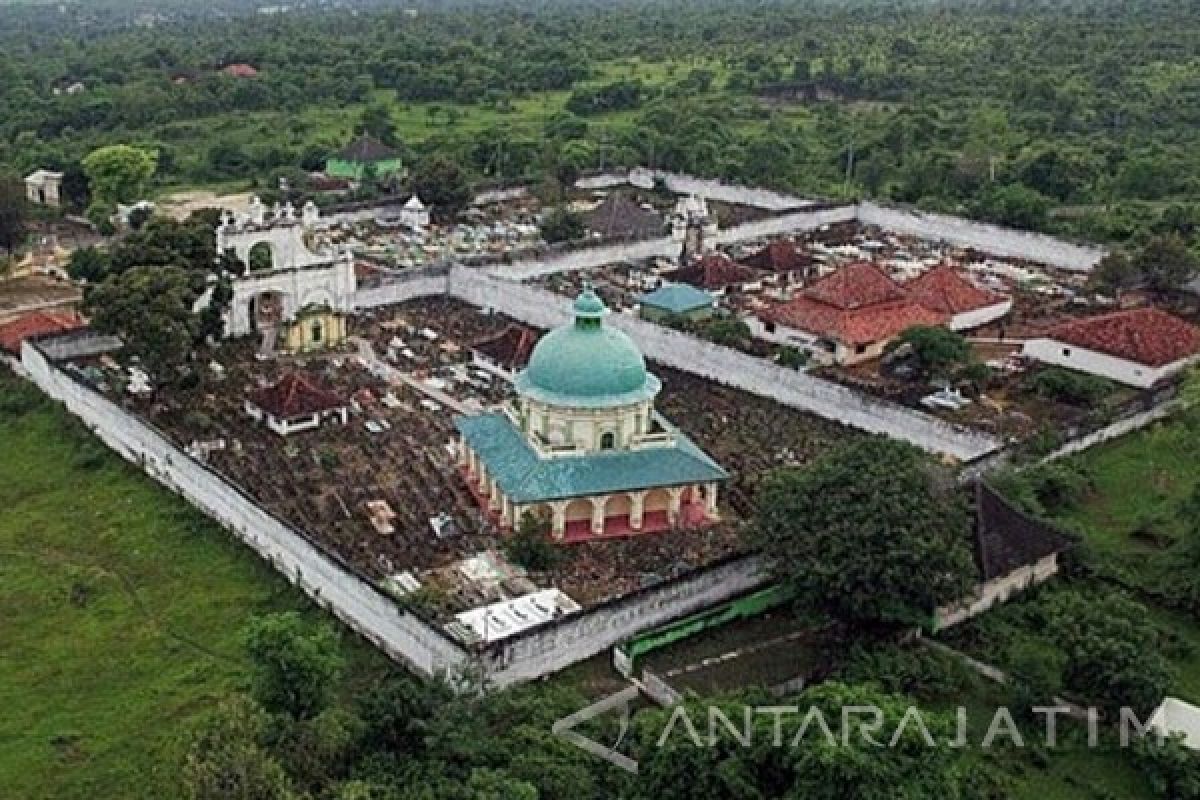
[1027,367,1114,405]
[505,512,562,572]
[838,642,974,697]
[1134,736,1200,799]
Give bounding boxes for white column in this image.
[590,496,606,535]
[667,487,684,525]
[550,501,568,540]
[630,491,646,531]
[488,479,503,512]
[705,482,719,517]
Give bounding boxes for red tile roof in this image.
[804,262,908,309]
[0,311,85,354]
[221,63,259,78]
[1044,308,1200,367]
[247,373,346,419]
[904,265,1009,315]
[740,240,813,275]
[760,296,946,346]
[675,253,760,291]
[473,325,540,371]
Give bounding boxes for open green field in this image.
[0,371,385,800]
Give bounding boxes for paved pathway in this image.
[350,336,470,414]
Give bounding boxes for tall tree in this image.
[754,437,975,627]
[244,612,344,720]
[82,144,158,211]
[1135,234,1199,292]
[0,173,27,256]
[409,155,471,216]
[182,696,298,800]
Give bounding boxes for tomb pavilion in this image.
[455,288,728,542]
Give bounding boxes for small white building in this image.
[25,170,64,207]
[1022,308,1200,389]
[244,372,349,435]
[1148,697,1200,750]
[399,195,431,230]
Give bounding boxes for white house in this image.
[1022,308,1200,389]
[1148,697,1200,750]
[25,170,63,207]
[244,372,349,436]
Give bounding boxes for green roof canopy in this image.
[638,283,716,314]
[455,412,727,503]
[515,288,661,408]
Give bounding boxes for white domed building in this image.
[455,288,728,542]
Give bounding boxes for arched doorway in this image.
[248,291,285,333]
[564,498,593,540]
[600,431,616,450]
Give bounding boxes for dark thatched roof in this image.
[583,193,664,239]
[973,482,1075,581]
[335,134,398,163]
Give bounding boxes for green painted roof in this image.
[455,412,728,503]
[516,288,661,408]
[638,283,716,314]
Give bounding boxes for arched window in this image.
[600,431,616,450]
[311,320,323,343]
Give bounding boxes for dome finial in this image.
[573,283,607,326]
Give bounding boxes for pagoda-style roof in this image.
[904,265,1008,315]
[455,412,727,503]
[673,253,760,291]
[583,193,664,239]
[472,325,540,372]
[973,483,1074,582]
[335,134,399,164]
[246,372,346,419]
[740,240,813,275]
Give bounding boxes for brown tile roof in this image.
[675,253,761,291]
[740,240,813,275]
[472,325,540,371]
[904,264,1009,315]
[974,483,1074,581]
[757,262,946,346]
[0,310,85,354]
[336,134,398,163]
[1044,308,1200,367]
[583,194,663,239]
[221,63,259,78]
[805,261,909,310]
[247,372,346,419]
[760,296,946,346]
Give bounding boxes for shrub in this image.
[1027,367,1114,405]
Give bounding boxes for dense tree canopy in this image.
[754,437,975,627]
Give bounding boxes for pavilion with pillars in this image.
[454,288,728,542]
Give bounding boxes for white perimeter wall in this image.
[934,555,1059,630]
[438,268,1001,462]
[576,168,814,211]
[21,341,470,680]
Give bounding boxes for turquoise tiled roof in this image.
[455,412,728,503]
[638,283,715,314]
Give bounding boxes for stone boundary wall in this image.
[484,556,771,684]
[576,168,814,211]
[857,202,1107,272]
[1040,402,1181,463]
[714,204,858,245]
[20,341,471,681]
[353,267,451,310]
[488,237,679,281]
[442,269,1001,462]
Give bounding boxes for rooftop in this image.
[804,262,909,310]
[583,193,664,239]
[904,264,1009,315]
[740,240,813,275]
[471,325,539,372]
[974,483,1074,582]
[0,310,85,354]
[674,253,760,291]
[246,372,347,419]
[454,411,728,503]
[638,283,716,314]
[335,134,399,164]
[1041,308,1200,367]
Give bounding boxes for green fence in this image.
[614,584,793,675]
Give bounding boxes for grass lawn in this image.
[0,372,387,800]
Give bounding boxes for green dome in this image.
[516,289,661,408]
